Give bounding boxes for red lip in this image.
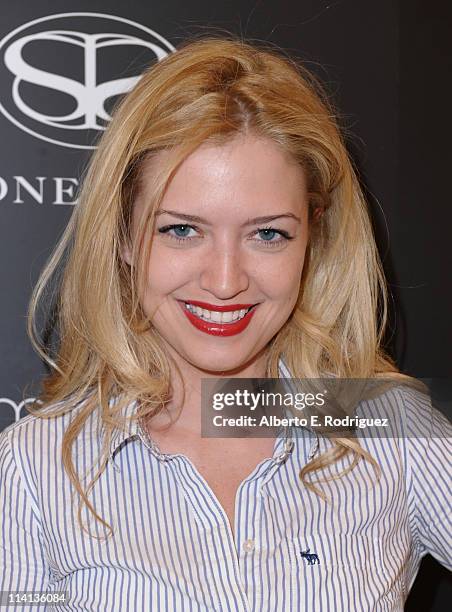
[182,300,255,312]
[178,301,258,336]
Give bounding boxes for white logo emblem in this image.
[0,12,174,149]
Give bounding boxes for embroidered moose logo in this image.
[300,548,320,565]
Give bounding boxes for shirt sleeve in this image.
[0,427,50,609]
[404,387,452,569]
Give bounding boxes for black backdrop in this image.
[0,1,450,608]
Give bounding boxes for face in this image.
[123,133,310,378]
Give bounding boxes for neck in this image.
[147,345,270,436]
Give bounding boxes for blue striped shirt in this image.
[1,368,451,611]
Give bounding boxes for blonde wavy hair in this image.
[28,36,409,535]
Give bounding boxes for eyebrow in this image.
[155,209,301,226]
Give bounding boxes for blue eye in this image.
[171,225,191,237]
[158,224,199,241]
[258,229,278,241]
[253,227,293,247]
[157,223,294,247]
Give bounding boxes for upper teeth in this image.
[185,303,251,323]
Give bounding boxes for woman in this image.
[0,37,450,611]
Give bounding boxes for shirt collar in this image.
[104,357,318,466]
[104,396,141,465]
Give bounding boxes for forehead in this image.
[136,133,308,220]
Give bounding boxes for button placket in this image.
[235,474,259,556]
[169,456,253,611]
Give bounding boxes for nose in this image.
[199,241,250,300]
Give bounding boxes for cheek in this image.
[259,251,306,300]
[145,245,195,295]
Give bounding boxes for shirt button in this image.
[242,539,255,552]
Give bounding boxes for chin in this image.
[181,345,265,376]
[187,356,247,375]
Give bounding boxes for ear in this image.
[312,206,324,223]
[120,242,132,266]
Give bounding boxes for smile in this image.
[178,300,258,336]
[185,303,253,323]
